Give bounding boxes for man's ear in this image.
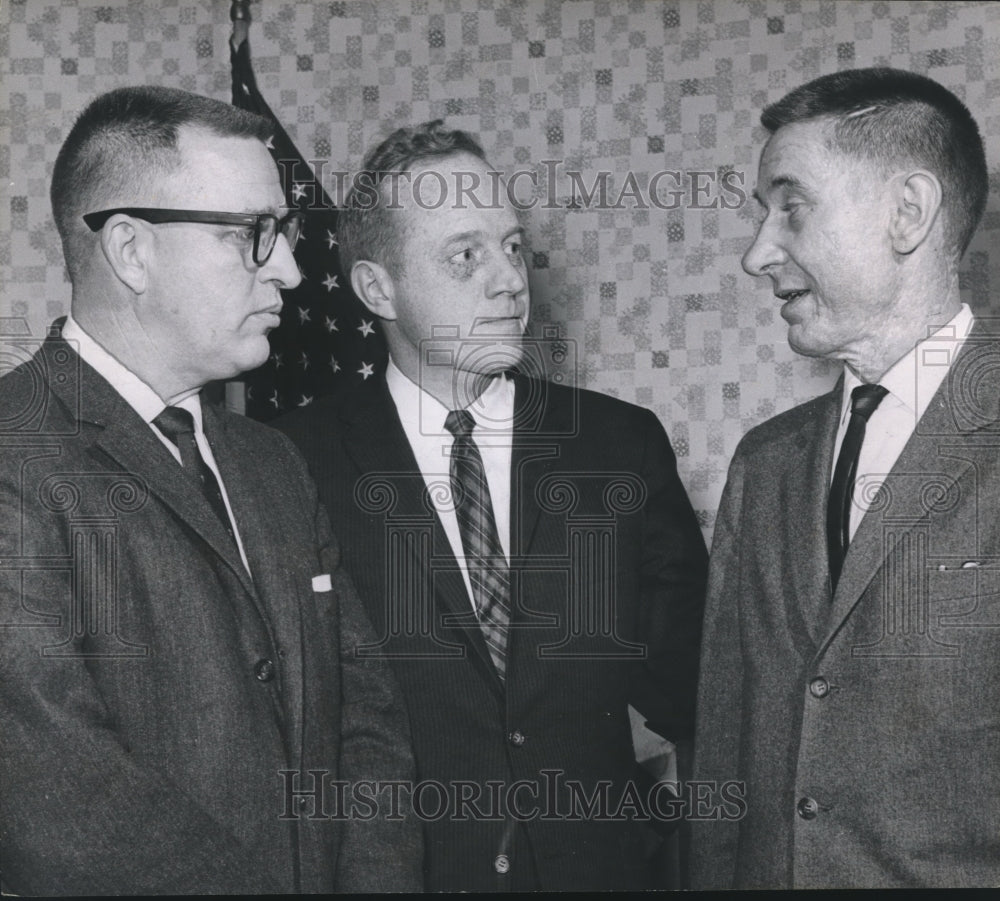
[98,215,149,294]
[889,170,943,255]
[351,260,398,321]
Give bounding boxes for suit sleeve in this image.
[689,446,747,890]
[315,504,424,892]
[0,479,286,894]
[629,409,709,742]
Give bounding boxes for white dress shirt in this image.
[385,358,515,610]
[833,303,974,539]
[61,314,251,574]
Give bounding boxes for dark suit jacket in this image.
[692,323,1000,888]
[277,373,707,891]
[0,327,421,894]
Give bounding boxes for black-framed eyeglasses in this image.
[82,207,304,266]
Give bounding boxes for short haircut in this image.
[761,67,988,257]
[337,119,489,278]
[51,85,272,279]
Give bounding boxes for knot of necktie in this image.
[152,405,196,442]
[152,404,237,548]
[849,383,889,422]
[445,409,476,440]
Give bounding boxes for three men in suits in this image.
[692,68,999,888]
[277,120,708,890]
[0,86,420,893]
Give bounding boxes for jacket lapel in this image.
[819,326,1000,656]
[205,405,316,747]
[202,405,296,692]
[779,386,842,649]
[46,335,259,600]
[509,375,563,560]
[341,378,502,694]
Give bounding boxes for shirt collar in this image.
[385,357,513,437]
[61,314,203,430]
[840,303,974,425]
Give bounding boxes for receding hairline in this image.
[757,114,923,185]
[72,124,279,213]
[336,119,495,279]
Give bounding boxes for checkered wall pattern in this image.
[4,0,999,540]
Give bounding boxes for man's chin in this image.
[786,326,826,360]
[246,337,274,370]
[214,345,271,383]
[456,338,525,375]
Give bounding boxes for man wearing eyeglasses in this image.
[0,86,420,894]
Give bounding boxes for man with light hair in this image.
[279,120,709,891]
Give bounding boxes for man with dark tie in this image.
[277,120,708,891]
[692,68,1000,888]
[0,85,420,894]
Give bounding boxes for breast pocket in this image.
[929,563,1000,628]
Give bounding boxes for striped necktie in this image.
[445,409,510,681]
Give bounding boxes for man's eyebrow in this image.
[752,175,810,206]
[442,230,483,246]
[768,175,809,194]
[443,225,526,245]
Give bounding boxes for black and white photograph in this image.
[2,0,998,892]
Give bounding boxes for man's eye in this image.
[505,241,525,264]
[231,226,256,243]
[449,248,476,265]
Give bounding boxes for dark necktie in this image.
[445,409,510,681]
[153,405,237,545]
[827,383,888,590]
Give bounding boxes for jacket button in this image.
[809,676,830,698]
[494,854,510,874]
[797,796,819,820]
[254,658,275,682]
[508,730,526,746]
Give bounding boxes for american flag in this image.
[230,34,387,422]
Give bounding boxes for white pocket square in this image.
[312,574,332,592]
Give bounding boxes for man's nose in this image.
[489,251,527,298]
[260,233,303,289]
[741,220,786,277]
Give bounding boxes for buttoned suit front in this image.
[0,325,421,894]
[691,321,1000,888]
[277,372,708,891]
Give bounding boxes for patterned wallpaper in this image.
[3,0,999,542]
